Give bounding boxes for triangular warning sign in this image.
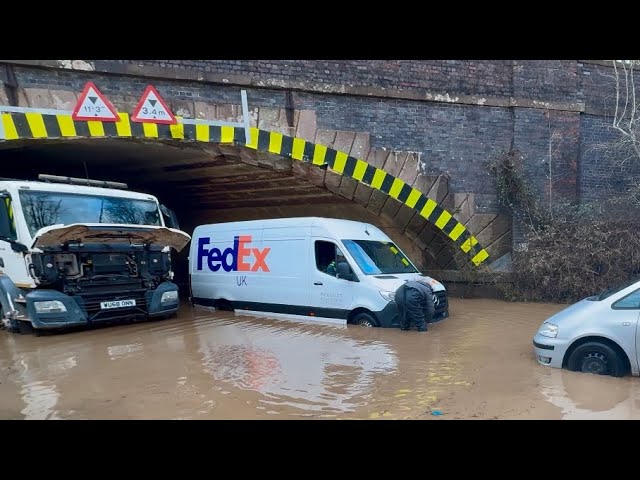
[131,85,177,125]
[71,82,120,122]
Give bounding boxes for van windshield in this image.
[18,190,161,236]
[342,239,418,275]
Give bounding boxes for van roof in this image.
[197,216,372,228]
[194,217,389,240]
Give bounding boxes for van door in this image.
[309,238,355,321]
[260,227,309,310]
[609,288,640,374]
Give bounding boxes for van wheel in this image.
[216,300,234,312]
[352,312,379,328]
[567,341,626,377]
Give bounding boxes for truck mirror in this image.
[10,242,28,253]
[160,204,171,217]
[160,204,180,230]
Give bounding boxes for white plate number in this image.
[100,299,137,310]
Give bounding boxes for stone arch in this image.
[0,110,489,266]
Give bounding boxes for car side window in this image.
[612,288,640,309]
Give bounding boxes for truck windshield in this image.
[342,239,418,275]
[19,190,161,236]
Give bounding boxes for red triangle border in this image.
[71,81,120,122]
[131,85,177,125]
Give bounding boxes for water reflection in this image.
[538,368,640,419]
[9,346,64,420]
[20,381,62,420]
[196,315,398,414]
[107,343,144,360]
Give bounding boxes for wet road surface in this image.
[1,298,639,420]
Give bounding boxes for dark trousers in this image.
[395,285,426,331]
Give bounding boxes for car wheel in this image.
[352,312,379,328]
[567,341,626,377]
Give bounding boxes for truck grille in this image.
[77,292,148,321]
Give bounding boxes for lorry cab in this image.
[0,175,191,334]
[189,217,448,327]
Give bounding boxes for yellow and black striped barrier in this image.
[0,111,489,265]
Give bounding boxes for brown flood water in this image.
[1,298,639,420]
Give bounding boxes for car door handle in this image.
[314,282,323,286]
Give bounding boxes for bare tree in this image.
[594,60,640,167]
[22,194,67,233]
[102,198,159,225]
[611,60,640,161]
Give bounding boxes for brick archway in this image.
[0,110,489,266]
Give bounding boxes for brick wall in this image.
[579,114,640,201]
[6,59,637,210]
[514,109,581,203]
[513,60,580,103]
[295,91,513,194]
[97,60,515,98]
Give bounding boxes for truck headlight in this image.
[379,290,395,302]
[34,300,67,313]
[161,291,179,304]
[538,322,558,338]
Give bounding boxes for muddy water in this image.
[1,299,639,420]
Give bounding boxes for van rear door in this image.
[309,237,355,321]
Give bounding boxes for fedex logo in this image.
[197,236,270,272]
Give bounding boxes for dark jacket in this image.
[405,280,435,319]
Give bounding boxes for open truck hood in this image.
[31,223,191,252]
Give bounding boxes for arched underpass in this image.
[0,113,490,293]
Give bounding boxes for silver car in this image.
[533,278,640,377]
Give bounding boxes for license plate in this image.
[100,299,136,310]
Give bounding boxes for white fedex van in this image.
[189,217,449,327]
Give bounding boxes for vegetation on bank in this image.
[484,149,640,304]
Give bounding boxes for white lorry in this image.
[189,217,448,327]
[0,174,191,334]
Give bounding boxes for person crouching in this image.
[395,278,435,332]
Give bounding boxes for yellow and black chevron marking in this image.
[0,111,489,265]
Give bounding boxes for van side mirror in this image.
[337,262,358,282]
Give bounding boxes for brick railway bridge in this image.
[0,60,629,288]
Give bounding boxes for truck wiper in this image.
[0,236,28,253]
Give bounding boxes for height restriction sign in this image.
[131,85,177,124]
[71,82,120,122]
